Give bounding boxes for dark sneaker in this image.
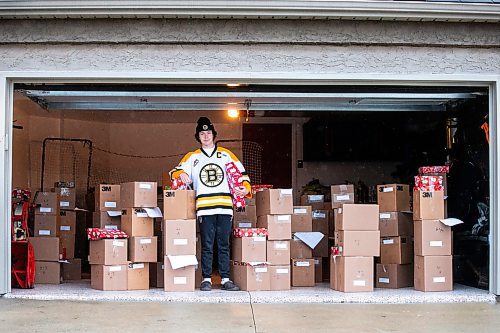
[221,280,240,291]
[200,281,212,291]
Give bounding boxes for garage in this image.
[1,1,500,300]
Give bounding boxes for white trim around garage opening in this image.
[0,71,499,295]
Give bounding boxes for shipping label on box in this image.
[232,262,271,291]
[334,204,379,231]
[121,182,157,208]
[121,208,154,237]
[129,236,158,263]
[89,239,128,265]
[335,230,380,257]
[269,265,291,291]
[414,255,453,292]
[414,220,452,256]
[162,219,196,256]
[96,184,121,211]
[413,190,445,221]
[331,185,355,209]
[256,214,291,240]
[163,190,196,220]
[377,184,410,212]
[380,236,413,265]
[376,263,413,289]
[266,240,290,265]
[292,206,313,232]
[379,212,413,237]
[91,264,127,291]
[232,236,267,263]
[256,189,293,217]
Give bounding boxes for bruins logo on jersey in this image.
[199,163,224,187]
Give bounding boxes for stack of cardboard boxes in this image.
[330,184,381,292]
[162,189,197,291]
[121,181,159,290]
[413,174,453,292]
[376,184,414,289]
[32,191,61,284]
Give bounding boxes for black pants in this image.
[199,214,232,279]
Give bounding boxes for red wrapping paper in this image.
[232,228,268,238]
[171,177,189,190]
[87,228,129,241]
[225,162,246,208]
[418,166,450,174]
[251,184,273,194]
[414,175,444,191]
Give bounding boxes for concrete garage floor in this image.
[1,298,500,332]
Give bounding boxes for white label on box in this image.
[383,239,394,245]
[132,263,145,269]
[174,277,187,285]
[60,226,71,231]
[174,239,188,245]
[140,183,152,190]
[253,237,266,242]
[294,208,307,214]
[378,278,390,284]
[314,259,320,265]
[313,212,326,219]
[383,187,394,193]
[255,267,268,273]
[136,212,148,218]
[276,268,289,274]
[430,241,443,247]
[280,189,293,196]
[161,265,164,270]
[104,201,117,208]
[296,261,310,267]
[39,230,51,236]
[109,266,122,272]
[308,195,323,202]
[140,238,152,244]
[112,240,125,247]
[277,215,290,221]
[275,242,288,249]
[380,213,391,219]
[60,201,70,207]
[238,222,252,228]
[335,194,350,201]
[105,225,118,230]
[40,207,52,213]
[433,277,446,283]
[353,279,366,287]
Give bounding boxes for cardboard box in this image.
[56,187,76,209]
[93,211,121,230]
[256,189,293,217]
[334,204,379,231]
[95,184,121,211]
[300,194,325,210]
[121,208,154,237]
[59,210,76,234]
[35,261,61,284]
[30,237,60,261]
[233,205,257,229]
[89,239,128,265]
[163,219,196,256]
[232,236,267,263]
[290,238,313,259]
[62,258,81,281]
[256,215,291,240]
[376,263,413,289]
[266,240,290,265]
[291,259,315,287]
[245,197,256,206]
[196,234,201,260]
[163,190,196,220]
[163,256,195,292]
[329,209,336,237]
[232,262,270,291]
[129,236,158,263]
[330,256,374,292]
[380,236,413,264]
[269,265,291,291]
[292,206,312,232]
[335,230,380,257]
[312,235,329,258]
[413,190,445,221]
[331,185,355,209]
[377,184,410,212]
[91,264,127,291]
[121,182,157,208]
[195,264,202,287]
[34,192,60,215]
[379,212,413,237]
[414,220,452,256]
[149,262,164,288]
[59,232,75,259]
[414,255,453,292]
[314,257,323,283]
[127,262,150,290]
[34,214,59,237]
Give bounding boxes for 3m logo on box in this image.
[397,185,404,191]
[165,191,176,198]
[235,207,246,213]
[102,186,112,192]
[422,192,433,198]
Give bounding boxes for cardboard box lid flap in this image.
[293,232,324,249]
[144,207,163,218]
[106,211,122,217]
[439,218,463,227]
[167,255,198,270]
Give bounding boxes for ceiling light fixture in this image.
[227,109,239,118]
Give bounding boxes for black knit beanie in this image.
[195,117,217,142]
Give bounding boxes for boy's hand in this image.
[179,172,192,184]
[233,186,249,197]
